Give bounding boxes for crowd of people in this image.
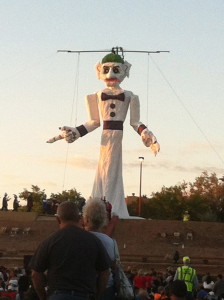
[127,265,224,300]
[1,193,21,212]
[1,192,61,214]
[0,265,31,299]
[1,192,113,219]
[0,257,224,300]
[1,198,224,300]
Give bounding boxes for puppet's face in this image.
[100,63,126,87]
[96,62,130,87]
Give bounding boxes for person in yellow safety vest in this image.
[174,256,198,300]
[183,211,190,222]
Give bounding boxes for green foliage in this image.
[50,188,86,212]
[149,185,185,220]
[14,171,224,222]
[19,186,86,214]
[19,185,46,213]
[127,172,224,222]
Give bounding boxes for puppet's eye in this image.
[103,66,110,74]
[113,66,120,74]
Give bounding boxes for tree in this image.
[19,186,86,214]
[129,172,224,222]
[19,185,46,213]
[50,188,86,212]
[189,172,224,221]
[149,185,186,220]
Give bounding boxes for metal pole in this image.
[138,157,144,217]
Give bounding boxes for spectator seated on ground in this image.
[6,270,18,292]
[17,268,31,300]
[203,275,214,292]
[197,285,208,300]
[144,271,153,294]
[133,269,147,294]
[151,271,163,293]
[0,292,16,300]
[213,274,224,300]
[135,289,150,300]
[0,278,5,291]
[169,280,187,300]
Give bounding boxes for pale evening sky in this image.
[0,0,224,207]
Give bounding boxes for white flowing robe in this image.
[81,89,145,218]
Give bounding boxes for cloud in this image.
[123,158,224,176]
[43,156,97,169]
[156,162,224,175]
[41,181,58,188]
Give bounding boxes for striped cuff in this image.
[76,125,88,137]
[137,124,147,135]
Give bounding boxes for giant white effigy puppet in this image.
[48,51,160,218]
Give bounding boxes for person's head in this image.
[158,286,165,295]
[126,265,132,273]
[217,274,223,280]
[56,201,80,227]
[95,53,131,88]
[169,280,187,300]
[137,269,144,276]
[206,275,212,284]
[82,198,108,231]
[183,256,190,265]
[9,269,17,278]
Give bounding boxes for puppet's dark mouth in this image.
[105,78,119,82]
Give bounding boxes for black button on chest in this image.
[110,112,116,117]
[110,103,116,109]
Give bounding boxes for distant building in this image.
[125,193,149,205]
[125,193,138,205]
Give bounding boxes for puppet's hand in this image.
[60,126,80,143]
[46,135,64,143]
[46,126,80,143]
[141,128,160,156]
[150,141,160,156]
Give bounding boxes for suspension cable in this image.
[149,54,224,167]
[146,53,150,127]
[62,53,80,190]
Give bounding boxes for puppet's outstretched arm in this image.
[129,93,160,156]
[46,126,80,144]
[47,94,100,144]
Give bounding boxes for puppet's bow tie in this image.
[101,92,125,101]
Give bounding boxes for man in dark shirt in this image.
[30,201,110,300]
[213,274,224,300]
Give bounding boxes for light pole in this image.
[138,156,144,217]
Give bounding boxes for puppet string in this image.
[149,54,224,167]
[62,53,80,189]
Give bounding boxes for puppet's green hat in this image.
[102,53,124,64]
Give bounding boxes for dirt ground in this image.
[0,212,224,275]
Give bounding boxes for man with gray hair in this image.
[30,201,111,300]
[83,198,116,300]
